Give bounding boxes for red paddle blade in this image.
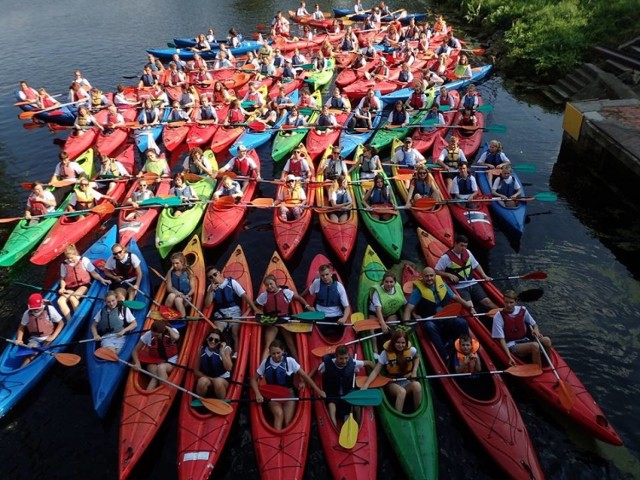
[434,303,463,317]
[251,198,274,207]
[92,259,107,270]
[247,121,266,132]
[505,364,542,377]
[258,384,290,398]
[92,202,115,215]
[214,196,236,209]
[556,380,577,411]
[352,318,382,333]
[311,345,337,358]
[413,198,437,209]
[158,305,182,320]
[521,271,547,280]
[355,376,389,388]
[183,173,203,183]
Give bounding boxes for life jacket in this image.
[141,73,155,87]
[369,185,389,204]
[144,159,167,176]
[444,147,460,168]
[170,71,183,85]
[370,284,405,317]
[74,188,97,210]
[173,185,193,199]
[408,92,424,110]
[132,189,153,202]
[315,279,341,308]
[458,116,475,127]
[187,156,206,174]
[454,338,480,373]
[227,109,244,124]
[496,177,516,196]
[113,253,136,279]
[292,55,304,65]
[287,115,305,127]
[322,355,355,396]
[330,96,345,109]
[259,63,271,76]
[283,186,303,204]
[374,65,389,76]
[100,159,121,177]
[324,159,344,179]
[445,249,473,281]
[22,86,38,100]
[91,93,103,108]
[502,308,528,342]
[263,288,290,316]
[483,151,501,167]
[58,162,78,179]
[315,58,328,70]
[26,305,56,336]
[299,95,314,108]
[391,110,407,126]
[412,277,449,318]
[233,156,252,176]
[398,70,410,82]
[360,154,377,173]
[214,278,239,309]
[462,95,477,110]
[454,64,468,77]
[456,175,473,195]
[142,108,156,124]
[282,65,295,78]
[171,270,191,294]
[27,195,50,216]
[213,89,227,103]
[63,258,92,289]
[264,354,293,387]
[382,340,414,377]
[334,189,350,205]
[317,113,333,126]
[287,159,305,177]
[77,115,89,127]
[399,148,419,167]
[41,95,58,108]
[412,178,432,196]
[199,345,228,377]
[341,38,353,51]
[146,333,178,360]
[200,105,216,120]
[97,303,127,335]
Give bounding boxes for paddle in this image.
[457,271,547,285]
[252,389,382,406]
[407,193,557,210]
[14,328,151,355]
[12,281,145,309]
[1,336,81,366]
[121,279,183,324]
[471,163,538,174]
[534,337,576,411]
[461,47,486,55]
[352,302,463,333]
[18,99,87,120]
[421,120,507,133]
[439,104,494,113]
[339,352,359,449]
[0,201,117,224]
[356,364,543,388]
[94,347,232,414]
[190,384,290,408]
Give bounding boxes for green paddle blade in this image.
[140,196,182,207]
[292,310,326,321]
[241,101,255,109]
[534,192,558,202]
[484,124,507,133]
[512,163,537,173]
[299,107,315,116]
[343,389,382,406]
[123,300,146,310]
[191,398,203,407]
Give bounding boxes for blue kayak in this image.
[229,89,299,156]
[475,142,527,240]
[134,108,170,153]
[381,65,493,104]
[14,92,76,126]
[332,8,425,24]
[85,238,151,418]
[0,226,117,419]
[339,102,384,158]
[147,40,263,61]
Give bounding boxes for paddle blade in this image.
[201,397,234,415]
[556,380,577,411]
[339,414,359,449]
[505,364,543,377]
[435,303,463,318]
[0,216,23,224]
[350,313,364,323]
[92,202,116,215]
[534,192,558,202]
[18,110,38,120]
[214,196,236,209]
[123,300,146,310]
[312,345,337,358]
[343,389,382,406]
[259,384,291,399]
[356,376,390,389]
[94,347,120,362]
[183,173,203,183]
[247,121,266,132]
[521,271,547,281]
[280,322,313,333]
[251,198,275,208]
[53,352,82,366]
[517,288,544,302]
[158,305,183,320]
[413,198,437,210]
[352,318,382,333]
[293,311,326,321]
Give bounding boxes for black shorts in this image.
[456,283,488,304]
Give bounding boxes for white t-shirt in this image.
[20,305,63,342]
[308,278,349,318]
[450,175,478,197]
[27,190,57,213]
[60,256,96,279]
[104,252,141,282]
[491,306,537,347]
[378,347,417,365]
[256,356,301,377]
[53,161,85,179]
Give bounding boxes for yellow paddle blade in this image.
[338,413,359,449]
[280,322,313,333]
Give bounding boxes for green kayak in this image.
[271,90,322,163]
[357,245,439,480]
[0,149,95,267]
[350,148,403,261]
[155,154,216,258]
[304,59,335,92]
[369,88,436,153]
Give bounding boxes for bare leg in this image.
[282,399,297,427]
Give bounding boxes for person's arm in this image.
[131,339,144,369]
[119,310,137,336]
[250,366,265,403]
[296,367,325,397]
[87,261,110,286]
[361,362,383,389]
[410,352,420,378]
[220,343,234,372]
[292,292,313,311]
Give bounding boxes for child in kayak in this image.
[453,334,482,374]
[164,251,195,318]
[132,319,180,391]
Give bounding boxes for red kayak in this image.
[250,251,312,479]
[184,104,229,150]
[305,254,377,480]
[118,236,205,480]
[117,177,171,247]
[201,150,260,248]
[162,122,191,152]
[342,78,401,101]
[30,145,134,265]
[335,58,379,89]
[305,111,350,164]
[63,109,109,160]
[418,229,623,446]
[273,146,316,260]
[412,90,460,155]
[432,134,496,250]
[453,97,484,158]
[403,264,545,480]
[94,108,137,156]
[268,78,303,99]
[314,148,358,263]
[177,245,252,480]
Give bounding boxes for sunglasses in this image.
[207,337,221,343]
[80,183,90,187]
[112,250,124,255]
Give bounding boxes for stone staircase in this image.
[543,36,640,105]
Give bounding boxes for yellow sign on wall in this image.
[563,102,583,141]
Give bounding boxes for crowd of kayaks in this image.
[3,5,623,480]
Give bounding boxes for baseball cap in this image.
[286,174,297,182]
[28,293,44,310]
